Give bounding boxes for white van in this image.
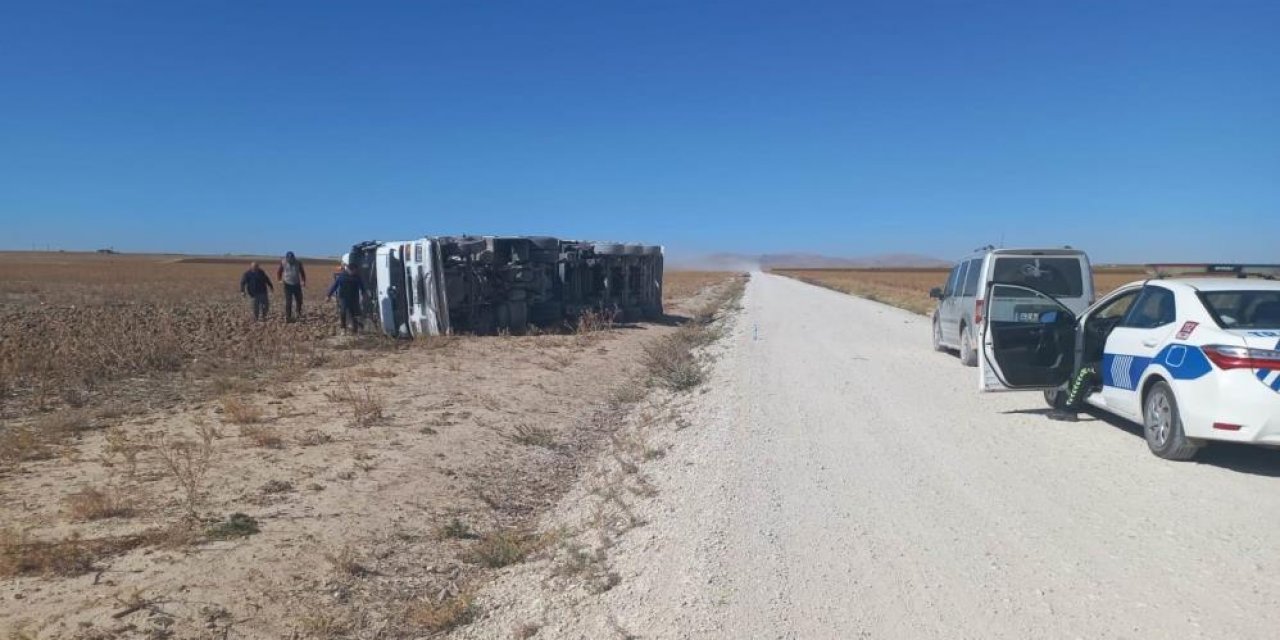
[930,248,1094,366]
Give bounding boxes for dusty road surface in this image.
[461,272,1280,639]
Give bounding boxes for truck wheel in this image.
[1143,382,1200,460]
[932,317,944,352]
[959,325,978,367]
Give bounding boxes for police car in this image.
[979,264,1280,460]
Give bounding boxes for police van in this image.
[931,247,1095,366]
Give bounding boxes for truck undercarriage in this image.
[347,236,664,337]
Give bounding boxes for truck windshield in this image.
[991,257,1084,297]
[1199,291,1280,329]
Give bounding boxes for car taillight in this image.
[1201,344,1280,370]
[974,299,985,326]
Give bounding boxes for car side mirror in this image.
[929,287,944,299]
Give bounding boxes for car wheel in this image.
[1143,382,1200,461]
[1043,388,1067,410]
[932,317,944,352]
[959,325,977,367]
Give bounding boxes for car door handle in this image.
[1142,339,1159,348]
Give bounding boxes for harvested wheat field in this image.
[0,250,744,639]
[771,267,1147,315]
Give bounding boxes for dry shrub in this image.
[295,605,354,638]
[465,529,539,568]
[642,330,706,391]
[220,396,263,425]
[240,425,284,449]
[509,423,557,448]
[296,429,332,447]
[325,384,385,427]
[155,424,217,517]
[436,517,478,540]
[405,592,477,633]
[575,309,615,334]
[100,427,144,479]
[0,528,155,578]
[64,485,134,521]
[0,409,92,470]
[325,545,369,576]
[0,424,54,468]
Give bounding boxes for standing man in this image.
[277,251,308,322]
[326,263,366,334]
[239,261,274,321]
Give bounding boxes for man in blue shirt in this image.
[327,264,366,334]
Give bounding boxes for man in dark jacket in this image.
[240,262,274,321]
[276,251,307,322]
[326,264,366,334]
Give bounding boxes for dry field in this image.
[0,250,741,639]
[771,267,1147,315]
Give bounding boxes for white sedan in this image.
[979,266,1280,460]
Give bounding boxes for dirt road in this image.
[462,272,1280,639]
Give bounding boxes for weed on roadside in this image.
[510,423,557,449]
[405,592,477,633]
[64,485,134,521]
[465,529,539,568]
[205,513,260,540]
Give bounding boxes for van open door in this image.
[980,283,1078,392]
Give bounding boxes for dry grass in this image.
[644,275,746,391]
[220,396,263,425]
[772,267,1146,315]
[0,527,159,578]
[64,486,134,521]
[465,529,540,568]
[324,384,386,427]
[405,592,477,634]
[240,425,285,449]
[510,423,557,448]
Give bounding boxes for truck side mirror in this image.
[929,287,944,299]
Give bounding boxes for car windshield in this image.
[990,257,1084,297]
[1199,290,1280,329]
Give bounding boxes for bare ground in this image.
[0,277,741,639]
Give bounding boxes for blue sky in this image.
[1,1,1276,262]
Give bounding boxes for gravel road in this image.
[460,272,1280,639]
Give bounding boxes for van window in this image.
[1122,286,1176,328]
[961,258,982,296]
[990,257,1084,297]
[943,264,963,296]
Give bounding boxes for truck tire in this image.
[959,324,978,367]
[1143,381,1200,460]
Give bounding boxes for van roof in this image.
[961,248,1089,259]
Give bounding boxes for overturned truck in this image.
[346,236,664,337]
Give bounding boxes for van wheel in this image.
[1143,382,1200,460]
[959,325,977,367]
[932,317,944,352]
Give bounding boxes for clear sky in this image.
[2,1,1276,263]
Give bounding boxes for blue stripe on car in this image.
[1102,344,1213,391]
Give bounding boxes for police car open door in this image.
[980,283,1078,391]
